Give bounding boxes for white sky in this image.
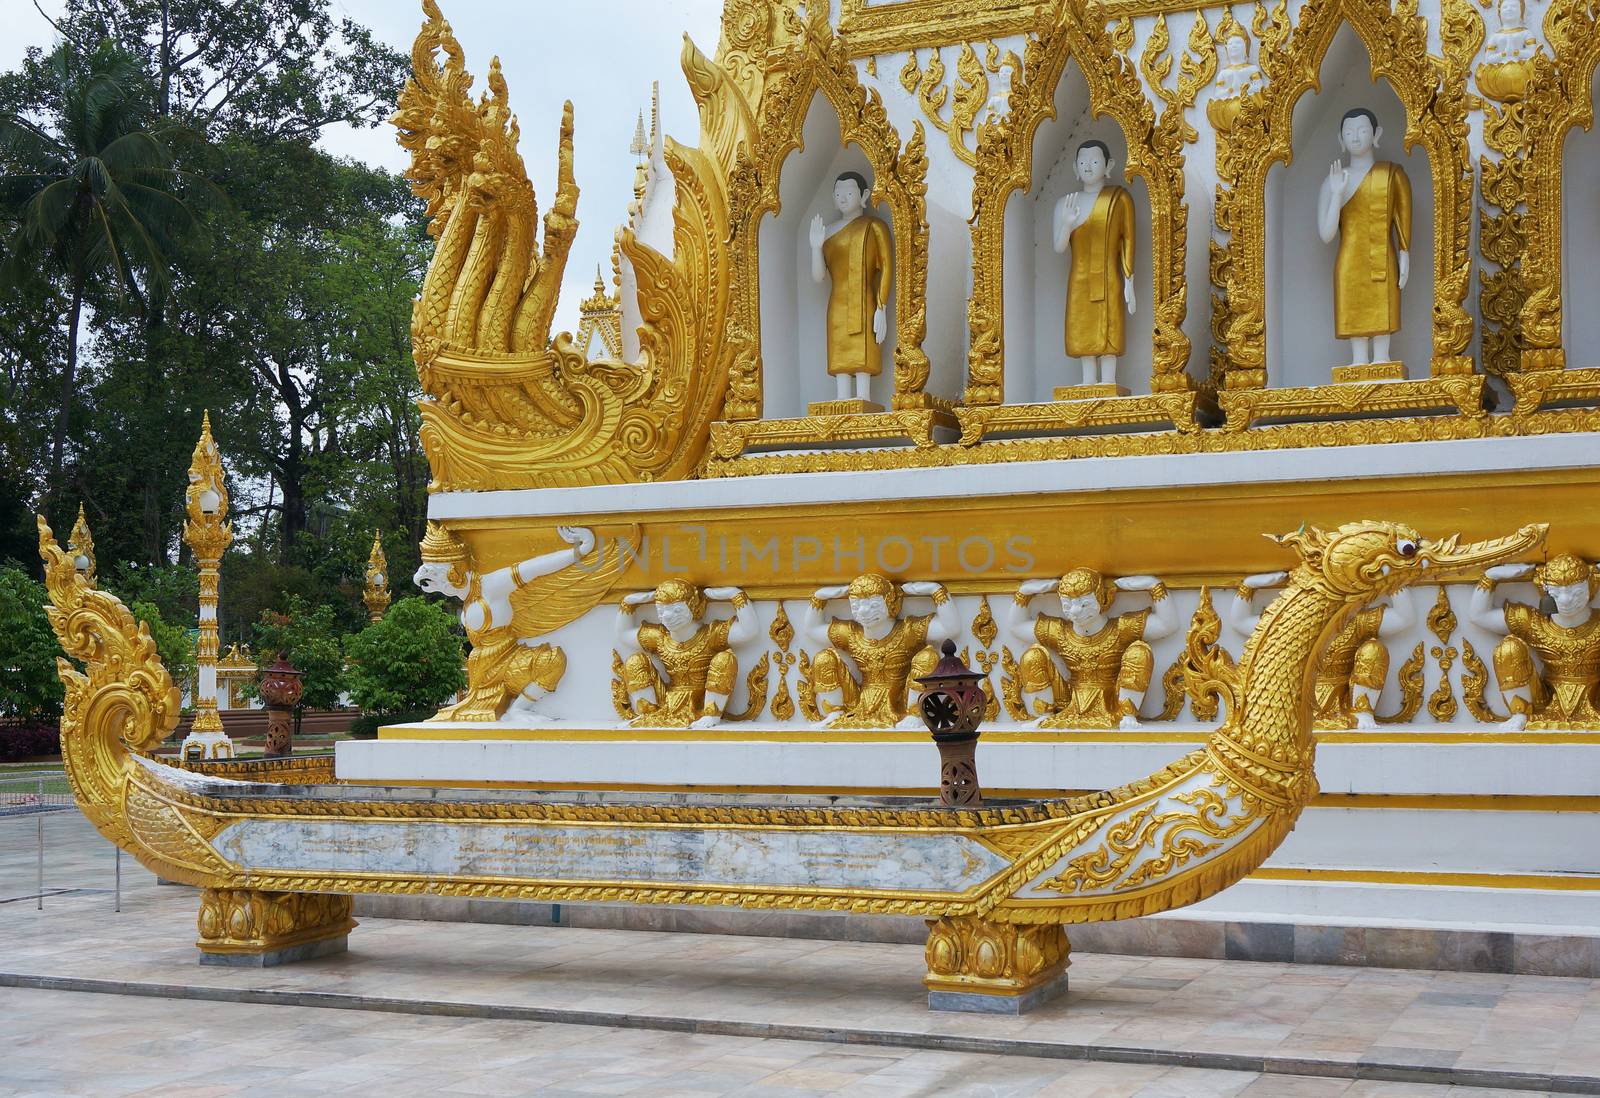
[2,0,726,336]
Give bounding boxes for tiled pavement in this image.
[4,813,1600,1097]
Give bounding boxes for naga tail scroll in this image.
[36,516,181,842]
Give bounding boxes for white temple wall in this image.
[1562,63,1600,369]
[1266,25,1436,387]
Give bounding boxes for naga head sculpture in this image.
[847,572,902,627]
[1535,554,1600,616]
[1271,520,1549,601]
[653,579,706,632]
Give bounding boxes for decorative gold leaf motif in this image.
[972,596,997,650]
[1427,587,1458,647]
[769,603,794,652]
[609,650,633,720]
[1461,640,1509,723]
[1375,643,1426,724]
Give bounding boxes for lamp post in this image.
[181,412,235,761]
[914,639,989,807]
[363,531,391,623]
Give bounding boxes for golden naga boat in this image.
[38,515,1544,1010]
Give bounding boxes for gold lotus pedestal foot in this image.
[923,915,1070,1014]
[196,889,356,968]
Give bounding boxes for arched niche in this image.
[1265,25,1436,387]
[1218,0,1476,390]
[1006,59,1155,400]
[1558,62,1600,364]
[721,33,932,424]
[963,9,1189,410]
[758,91,899,417]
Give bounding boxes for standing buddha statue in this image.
[1317,108,1411,369]
[809,172,892,407]
[1053,141,1136,390]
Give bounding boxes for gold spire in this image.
[68,504,95,585]
[363,531,392,623]
[630,108,648,162]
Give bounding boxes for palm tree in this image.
[0,40,204,495]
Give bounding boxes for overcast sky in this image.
[2,0,726,335]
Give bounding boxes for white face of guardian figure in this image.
[850,594,889,629]
[1225,34,1247,67]
[656,599,695,633]
[1499,0,1522,26]
[1059,591,1104,628]
[1340,113,1377,157]
[833,178,866,216]
[413,562,468,600]
[1549,580,1592,618]
[1075,145,1110,187]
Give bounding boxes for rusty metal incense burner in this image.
[914,639,987,807]
[257,657,304,758]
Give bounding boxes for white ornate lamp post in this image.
[363,531,392,623]
[181,412,235,760]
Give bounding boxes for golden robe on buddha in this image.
[1333,162,1411,339]
[822,215,893,376]
[1065,186,1135,358]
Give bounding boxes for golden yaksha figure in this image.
[802,574,958,728]
[1476,0,1540,103]
[1053,140,1136,389]
[615,580,759,729]
[1005,569,1178,729]
[413,522,594,722]
[1230,571,1416,730]
[1469,555,1600,729]
[1318,108,1411,368]
[809,171,892,405]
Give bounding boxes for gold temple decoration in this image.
[574,265,624,361]
[182,412,233,752]
[37,515,1548,963]
[394,1,738,490]
[1489,555,1600,729]
[197,889,355,960]
[1374,642,1426,724]
[614,581,767,727]
[957,3,1208,444]
[768,603,796,721]
[362,532,391,623]
[898,42,1021,167]
[1215,0,1482,426]
[1502,0,1600,411]
[1461,638,1508,723]
[1426,586,1460,722]
[924,915,1069,1000]
[67,504,95,584]
[711,16,940,462]
[838,0,1043,57]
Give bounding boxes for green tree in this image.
[0,39,205,493]
[344,597,464,721]
[129,598,193,691]
[0,564,65,719]
[250,593,345,732]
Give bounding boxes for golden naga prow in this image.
[393,0,742,490]
[37,514,1545,999]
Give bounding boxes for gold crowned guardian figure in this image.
[1318,108,1412,369]
[803,573,958,728]
[1005,569,1178,729]
[809,172,892,407]
[413,522,593,721]
[1206,20,1265,134]
[1476,0,1540,103]
[616,581,759,728]
[1229,570,1417,730]
[1053,140,1136,390]
[1469,555,1600,729]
